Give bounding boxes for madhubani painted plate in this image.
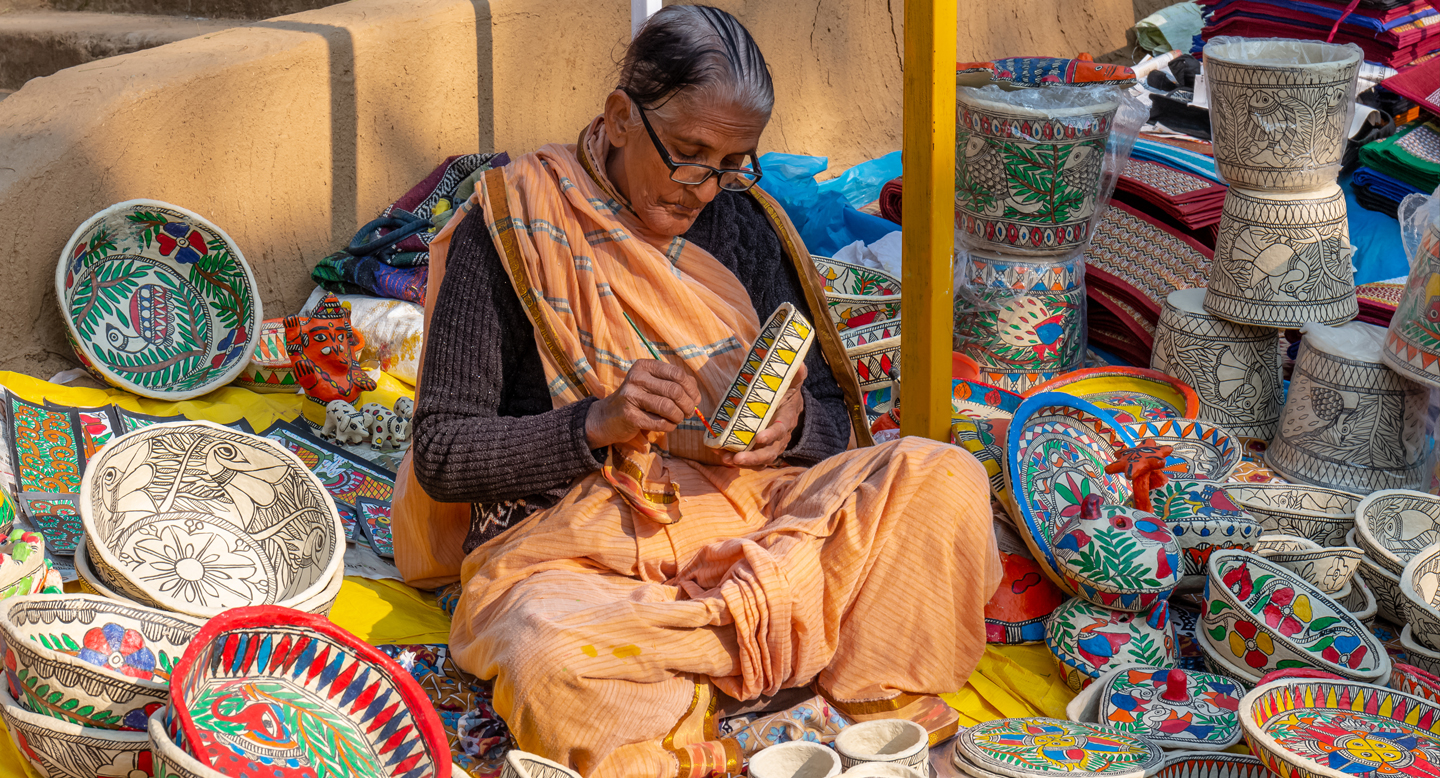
[1354,490,1440,578]
[954,718,1165,778]
[79,421,344,619]
[169,605,452,778]
[1239,679,1440,778]
[1201,551,1389,684]
[1005,392,1137,587]
[1026,368,1201,424]
[1120,420,1242,481]
[56,200,262,400]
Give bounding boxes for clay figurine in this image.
[361,402,412,451]
[394,396,414,420]
[1106,440,1174,513]
[284,293,376,404]
[322,400,367,445]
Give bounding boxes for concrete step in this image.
[0,0,334,20]
[0,11,235,89]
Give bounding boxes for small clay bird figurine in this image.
[1105,439,1174,513]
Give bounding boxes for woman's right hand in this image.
[585,360,702,449]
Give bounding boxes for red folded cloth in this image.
[1115,159,1228,230]
[879,177,903,225]
[1382,58,1440,117]
[1356,281,1405,326]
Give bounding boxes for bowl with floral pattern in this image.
[1120,420,1242,481]
[1154,479,1261,587]
[1197,631,1262,689]
[1051,496,1181,612]
[1239,677,1440,778]
[0,675,153,778]
[1402,624,1440,676]
[1256,545,1363,594]
[1400,541,1440,652]
[1354,489,1440,578]
[1222,484,1360,548]
[1,594,203,732]
[1202,551,1389,684]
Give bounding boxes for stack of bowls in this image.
[78,420,345,619]
[0,594,203,778]
[951,718,1165,778]
[1353,489,1440,623]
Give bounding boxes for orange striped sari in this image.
[420,121,1002,778]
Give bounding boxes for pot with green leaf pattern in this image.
[1,594,203,732]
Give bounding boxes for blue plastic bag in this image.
[758,151,901,257]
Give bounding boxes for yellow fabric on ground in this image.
[328,577,452,645]
[943,644,1075,725]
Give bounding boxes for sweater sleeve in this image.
[411,211,603,504]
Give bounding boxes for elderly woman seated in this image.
[403,6,1001,777]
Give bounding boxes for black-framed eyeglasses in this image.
[633,101,763,192]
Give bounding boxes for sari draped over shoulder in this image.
[404,120,1002,778]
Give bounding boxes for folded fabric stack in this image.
[1356,279,1407,325]
[1352,165,1426,216]
[1111,157,1227,249]
[1083,201,1213,366]
[1201,0,1440,68]
[1358,121,1440,193]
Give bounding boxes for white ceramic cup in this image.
[834,720,929,771]
[749,741,844,778]
[844,763,927,778]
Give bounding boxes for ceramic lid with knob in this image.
[953,718,1166,778]
[1068,665,1244,750]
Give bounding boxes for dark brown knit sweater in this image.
[411,188,852,549]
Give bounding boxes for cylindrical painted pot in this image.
[1266,322,1430,493]
[1151,287,1283,444]
[1205,184,1356,328]
[954,86,1118,256]
[1382,221,1440,389]
[954,251,1087,392]
[1204,38,1362,191]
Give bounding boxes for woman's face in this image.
[603,89,766,237]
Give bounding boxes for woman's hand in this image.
[721,363,806,468]
[586,360,702,449]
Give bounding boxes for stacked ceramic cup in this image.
[952,84,1123,392]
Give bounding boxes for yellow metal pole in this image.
[898,0,958,442]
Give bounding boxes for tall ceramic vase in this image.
[1382,220,1440,388]
[953,251,1087,392]
[1151,287,1283,446]
[1266,322,1430,494]
[1204,38,1363,191]
[954,86,1118,256]
[1205,184,1357,328]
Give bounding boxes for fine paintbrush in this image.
[622,311,718,436]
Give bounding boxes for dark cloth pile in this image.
[1201,0,1440,68]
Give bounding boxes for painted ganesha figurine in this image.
[284,293,376,405]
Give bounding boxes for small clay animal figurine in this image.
[363,405,411,451]
[1106,440,1175,513]
[393,396,414,420]
[284,293,376,404]
[956,54,1137,89]
[322,400,367,445]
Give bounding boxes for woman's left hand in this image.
[721,364,806,468]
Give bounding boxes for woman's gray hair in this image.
[619,5,774,119]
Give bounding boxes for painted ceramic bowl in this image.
[229,318,297,393]
[502,751,583,778]
[1151,753,1270,778]
[80,421,345,619]
[1005,393,1138,590]
[1204,39,1362,190]
[1025,367,1201,424]
[1046,597,1175,692]
[72,541,135,604]
[1256,546,1363,594]
[1152,287,1285,445]
[984,550,1067,645]
[840,317,899,394]
[56,199,263,401]
[1120,420,1242,481]
[0,529,50,602]
[169,605,451,778]
[1052,501,1181,611]
[1382,221,1440,388]
[955,85,1119,256]
[812,255,901,332]
[1403,624,1440,676]
[1067,665,1244,751]
[0,679,153,778]
[1221,484,1359,547]
[1400,542,1440,652]
[1197,632,1262,689]
[1154,479,1261,586]
[1239,678,1440,778]
[953,417,1011,503]
[1,594,203,732]
[1357,548,1406,624]
[1391,664,1440,705]
[1336,572,1377,624]
[834,719,928,772]
[749,741,841,778]
[1254,534,1320,554]
[1202,551,1389,684]
[708,303,817,451]
[1354,489,1440,577]
[953,718,1165,778]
